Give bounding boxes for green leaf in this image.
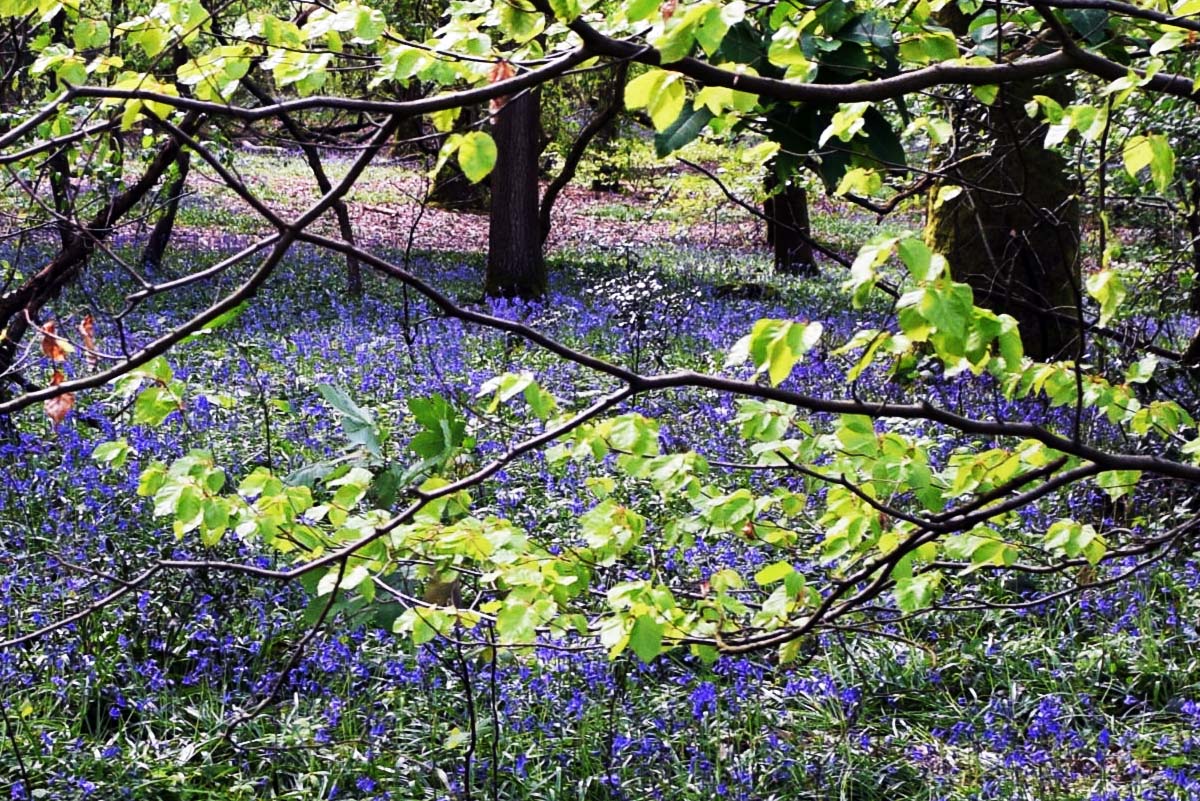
[1147,135,1175,193]
[754,561,794,585]
[1096,470,1140,501]
[624,70,662,110]
[745,319,824,386]
[654,105,714,157]
[836,414,878,457]
[1063,7,1107,44]
[1123,135,1153,176]
[318,383,383,457]
[626,0,660,22]
[498,0,544,42]
[819,101,870,146]
[92,439,132,467]
[920,30,959,61]
[134,385,181,426]
[629,614,664,662]
[546,0,580,22]
[1124,134,1174,192]
[457,131,497,183]
[894,572,940,612]
[648,75,686,132]
[626,70,685,131]
[1044,519,1103,561]
[201,498,229,545]
[496,600,537,643]
[1085,269,1125,327]
[896,237,946,282]
[1125,354,1158,384]
[973,84,998,104]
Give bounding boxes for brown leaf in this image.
[78,314,97,369]
[44,370,75,427]
[41,321,70,362]
[488,60,516,114]
[488,60,515,84]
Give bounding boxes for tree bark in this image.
[486,89,545,299]
[141,151,191,273]
[926,82,1081,361]
[764,172,817,276]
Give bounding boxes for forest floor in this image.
[172,148,886,263]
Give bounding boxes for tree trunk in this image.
[926,82,1081,361]
[764,173,816,276]
[142,151,191,272]
[486,89,545,299]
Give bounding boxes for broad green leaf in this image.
[1085,269,1125,326]
[457,131,497,183]
[894,572,940,612]
[546,0,580,22]
[134,385,181,426]
[754,561,794,585]
[629,614,664,662]
[819,101,870,146]
[626,0,660,22]
[1096,470,1140,501]
[973,85,998,104]
[654,105,714,157]
[92,439,132,467]
[1124,134,1174,192]
[897,237,946,282]
[738,319,824,386]
[318,383,382,457]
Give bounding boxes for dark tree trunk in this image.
[764,175,816,276]
[141,151,191,272]
[486,89,545,299]
[926,82,1082,361]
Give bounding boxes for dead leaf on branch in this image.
[44,370,75,428]
[489,60,516,114]
[79,314,97,369]
[40,320,73,362]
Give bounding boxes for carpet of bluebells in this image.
[2,238,1200,800]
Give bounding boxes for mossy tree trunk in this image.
[925,83,1082,361]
